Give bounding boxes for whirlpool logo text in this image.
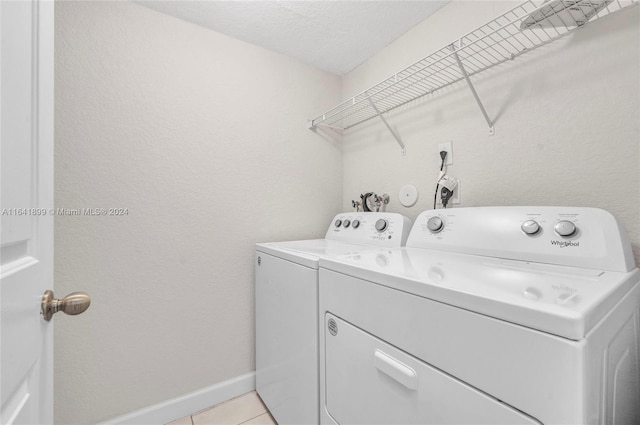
[550,240,580,248]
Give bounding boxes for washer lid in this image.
[319,247,640,340]
[256,239,379,269]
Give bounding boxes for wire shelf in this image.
[309,0,637,132]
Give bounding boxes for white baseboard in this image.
[100,372,256,425]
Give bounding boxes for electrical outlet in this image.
[436,179,460,206]
[451,179,460,204]
[438,141,453,166]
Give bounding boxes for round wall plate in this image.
[399,184,418,207]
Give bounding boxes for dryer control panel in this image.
[326,212,412,247]
[407,207,635,272]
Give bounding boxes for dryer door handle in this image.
[374,349,418,390]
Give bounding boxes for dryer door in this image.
[323,314,541,425]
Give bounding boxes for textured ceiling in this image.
[136,1,449,75]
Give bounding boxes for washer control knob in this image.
[427,216,444,233]
[554,220,576,237]
[343,219,351,228]
[352,220,360,229]
[521,220,541,235]
[375,219,388,233]
[334,219,342,228]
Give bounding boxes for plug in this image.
[441,186,454,208]
[440,150,447,162]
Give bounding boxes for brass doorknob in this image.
[41,290,91,321]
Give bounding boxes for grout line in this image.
[187,392,271,425]
[237,412,269,425]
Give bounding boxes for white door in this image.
[1,1,54,423]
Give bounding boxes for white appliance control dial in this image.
[343,219,351,228]
[427,216,444,233]
[521,220,541,235]
[352,220,360,229]
[554,220,576,237]
[334,219,342,228]
[375,219,388,232]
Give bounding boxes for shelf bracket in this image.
[368,97,406,155]
[451,43,495,135]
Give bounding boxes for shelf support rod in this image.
[312,122,344,131]
[451,43,495,135]
[368,97,406,155]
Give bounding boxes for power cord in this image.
[433,151,447,209]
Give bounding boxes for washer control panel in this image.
[407,207,634,272]
[326,212,412,247]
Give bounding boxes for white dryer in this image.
[255,212,412,425]
[319,207,640,425]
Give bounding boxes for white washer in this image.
[255,212,412,425]
[319,207,640,425]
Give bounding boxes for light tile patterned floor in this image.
[167,392,276,425]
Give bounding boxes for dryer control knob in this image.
[521,220,540,235]
[334,219,342,228]
[375,219,388,232]
[343,219,351,228]
[554,220,576,237]
[352,220,360,229]
[427,216,444,233]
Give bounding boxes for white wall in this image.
[342,1,640,265]
[54,2,341,424]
